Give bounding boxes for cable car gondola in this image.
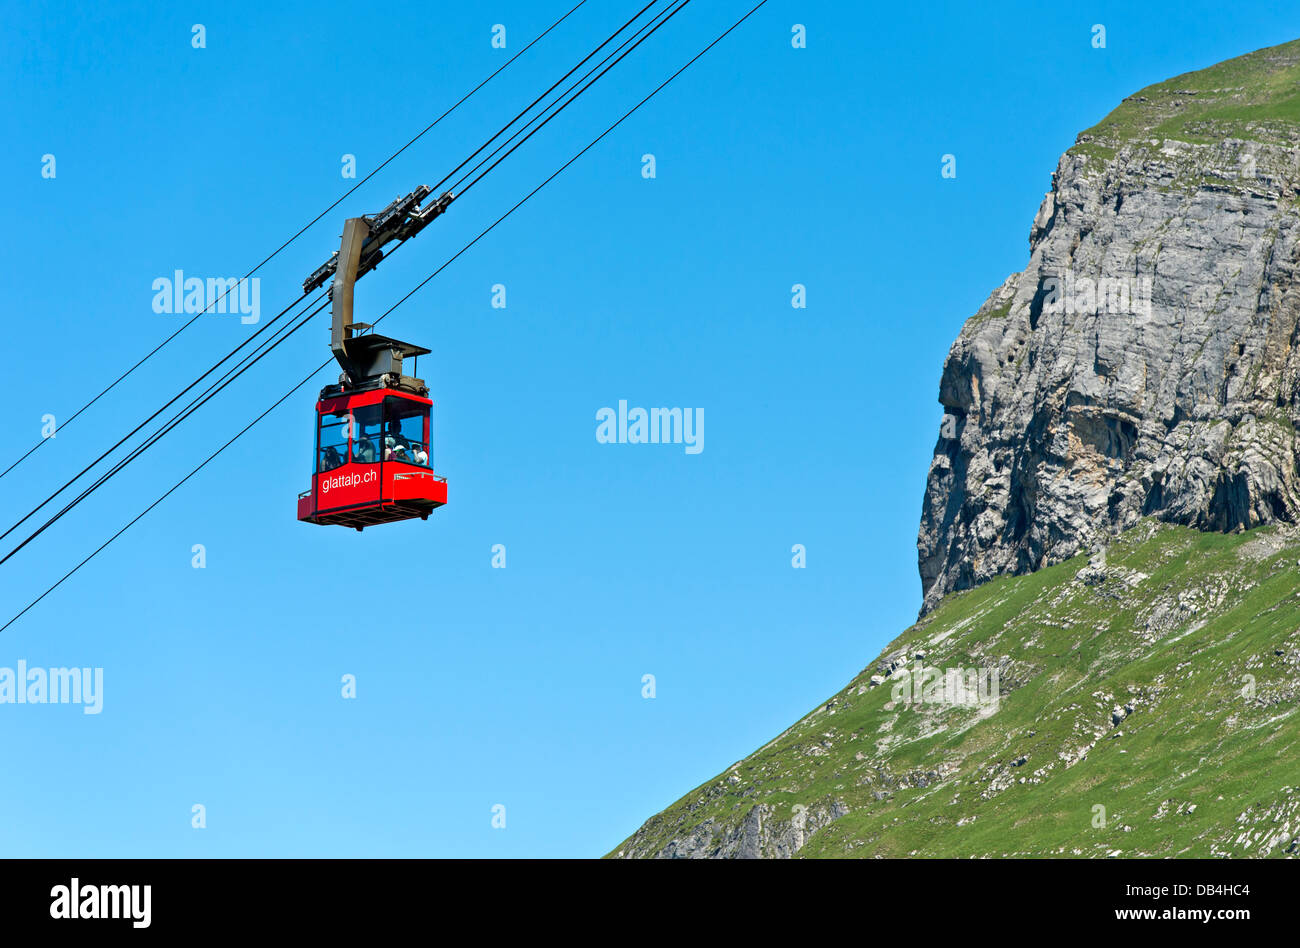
[296,194,452,530]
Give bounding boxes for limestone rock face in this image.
[918,131,1300,613]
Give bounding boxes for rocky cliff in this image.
[920,39,1300,613]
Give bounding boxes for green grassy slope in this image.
[610,522,1300,857]
[1072,38,1300,157]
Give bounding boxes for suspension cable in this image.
[0,298,330,566]
[451,0,690,196]
[0,289,324,545]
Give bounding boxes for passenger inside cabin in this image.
[385,418,410,462]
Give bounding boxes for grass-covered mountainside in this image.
[1072,38,1300,160]
[610,522,1300,857]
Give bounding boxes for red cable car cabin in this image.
[296,202,451,531]
[297,387,447,529]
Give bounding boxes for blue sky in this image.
[2,0,1298,857]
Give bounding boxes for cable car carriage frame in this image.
[297,189,451,530]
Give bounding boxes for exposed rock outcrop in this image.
[612,793,849,859]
